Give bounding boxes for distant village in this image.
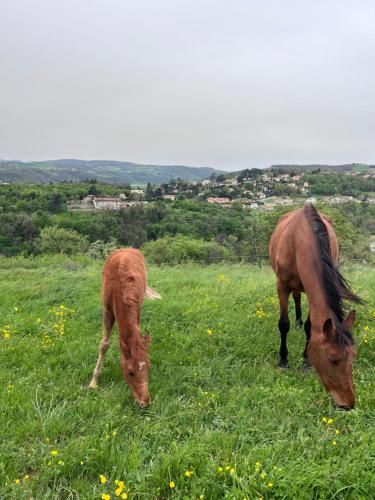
[66,168,375,212]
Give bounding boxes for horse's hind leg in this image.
[89,306,115,388]
[293,291,303,328]
[277,280,291,369]
[302,313,311,370]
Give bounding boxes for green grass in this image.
[1,256,375,499]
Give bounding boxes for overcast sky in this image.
[0,0,374,170]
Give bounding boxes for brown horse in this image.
[89,248,161,406]
[269,204,363,409]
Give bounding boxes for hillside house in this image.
[328,196,354,204]
[280,174,290,182]
[273,197,294,206]
[207,197,231,205]
[93,197,123,210]
[66,195,140,212]
[258,204,274,211]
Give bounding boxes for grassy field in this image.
[1,256,374,499]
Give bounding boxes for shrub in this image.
[142,235,231,264]
[87,238,119,259]
[35,226,88,255]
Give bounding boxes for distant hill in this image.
[0,159,225,185]
[270,163,375,173]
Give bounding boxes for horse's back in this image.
[102,248,147,305]
[269,207,339,289]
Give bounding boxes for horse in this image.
[89,248,161,406]
[269,203,363,409]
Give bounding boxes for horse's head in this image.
[121,335,151,407]
[308,310,356,409]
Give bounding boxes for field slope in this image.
[0,257,374,499]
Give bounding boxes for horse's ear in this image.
[323,318,335,340]
[343,310,356,330]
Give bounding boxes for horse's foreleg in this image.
[302,313,311,369]
[293,291,303,328]
[277,281,291,369]
[89,306,115,388]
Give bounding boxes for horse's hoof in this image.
[301,360,311,371]
[278,361,289,370]
[89,380,98,389]
[296,319,303,329]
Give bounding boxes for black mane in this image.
[304,203,363,345]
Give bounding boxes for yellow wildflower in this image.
[200,496,204,500]
[101,495,111,500]
[327,418,334,425]
[14,479,21,485]
[100,474,108,484]
[332,440,337,446]
[267,482,273,488]
[169,481,176,488]
[114,481,125,496]
[184,470,193,477]
[260,471,267,479]
[255,461,262,467]
[112,431,117,437]
[217,466,223,473]
[121,494,128,500]
[229,467,235,474]
[58,460,64,465]
[321,417,327,423]
[51,450,58,455]
[80,460,84,465]
[207,329,213,336]
[24,474,30,480]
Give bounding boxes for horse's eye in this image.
[329,358,340,365]
[128,371,135,377]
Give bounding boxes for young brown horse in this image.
[269,203,363,409]
[89,248,161,406]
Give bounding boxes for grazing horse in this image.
[269,204,363,409]
[89,248,161,406]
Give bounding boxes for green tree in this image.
[36,226,88,255]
